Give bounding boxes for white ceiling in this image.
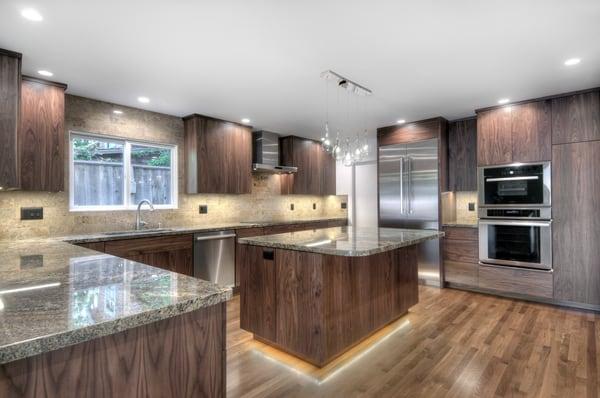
[1,0,599,139]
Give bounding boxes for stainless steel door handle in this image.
[195,234,237,241]
[399,157,404,215]
[407,156,413,214]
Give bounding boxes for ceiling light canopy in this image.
[498,98,510,105]
[21,8,43,21]
[37,70,53,77]
[137,96,150,104]
[564,58,581,66]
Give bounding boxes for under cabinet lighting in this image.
[241,118,251,124]
[113,110,123,115]
[564,58,581,66]
[397,119,406,124]
[37,70,53,77]
[137,96,150,104]
[21,8,43,21]
[498,98,510,105]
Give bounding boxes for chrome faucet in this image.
[135,199,154,230]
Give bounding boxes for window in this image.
[69,132,177,211]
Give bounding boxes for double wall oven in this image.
[478,162,552,271]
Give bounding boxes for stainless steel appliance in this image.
[479,214,552,270]
[478,161,551,207]
[193,230,236,287]
[378,138,441,286]
[252,131,298,174]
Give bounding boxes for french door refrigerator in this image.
[378,138,441,286]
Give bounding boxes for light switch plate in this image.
[199,205,208,214]
[468,202,476,211]
[341,202,347,209]
[290,203,295,211]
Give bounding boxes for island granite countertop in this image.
[0,239,231,365]
[238,226,444,257]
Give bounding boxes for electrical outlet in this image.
[199,205,208,214]
[21,207,43,220]
[468,202,476,211]
[290,203,295,211]
[312,203,317,210]
[341,202,347,209]
[20,255,43,269]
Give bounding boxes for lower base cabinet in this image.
[443,226,478,287]
[478,265,553,299]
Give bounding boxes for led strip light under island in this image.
[237,225,443,367]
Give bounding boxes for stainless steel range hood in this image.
[252,131,297,174]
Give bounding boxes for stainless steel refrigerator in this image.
[378,138,441,286]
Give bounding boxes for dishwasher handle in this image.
[195,233,237,241]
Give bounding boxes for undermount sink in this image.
[103,228,174,236]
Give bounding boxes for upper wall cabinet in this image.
[448,118,477,191]
[280,136,335,195]
[477,100,551,166]
[551,91,600,145]
[184,114,252,194]
[19,76,67,192]
[0,49,21,191]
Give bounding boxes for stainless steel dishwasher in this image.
[193,230,236,287]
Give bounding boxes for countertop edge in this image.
[0,288,232,365]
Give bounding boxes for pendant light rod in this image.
[320,70,373,96]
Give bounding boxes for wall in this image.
[0,95,347,240]
[441,191,478,225]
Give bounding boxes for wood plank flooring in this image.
[226,286,600,397]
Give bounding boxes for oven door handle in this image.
[486,176,539,182]
[479,219,552,227]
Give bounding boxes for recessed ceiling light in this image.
[564,58,581,66]
[113,110,123,115]
[21,8,43,21]
[37,70,53,77]
[397,119,406,124]
[137,96,150,104]
[241,118,251,124]
[498,98,510,105]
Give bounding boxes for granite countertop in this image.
[238,226,444,257]
[62,217,348,244]
[442,222,478,228]
[0,239,231,365]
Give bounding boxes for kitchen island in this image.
[0,240,231,398]
[238,226,443,367]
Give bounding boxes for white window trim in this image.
[69,131,178,212]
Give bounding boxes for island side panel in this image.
[0,303,226,398]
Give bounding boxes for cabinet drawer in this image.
[444,261,478,286]
[443,239,478,263]
[328,219,348,228]
[478,265,553,299]
[443,226,478,241]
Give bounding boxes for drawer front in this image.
[443,226,478,241]
[478,265,553,299]
[444,260,478,286]
[328,219,348,228]
[443,239,478,263]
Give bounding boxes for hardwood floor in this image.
[227,286,600,397]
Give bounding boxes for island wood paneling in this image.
[184,114,252,194]
[0,304,226,398]
[448,118,477,191]
[511,100,552,162]
[0,49,21,190]
[552,141,600,305]
[104,234,194,276]
[19,76,66,192]
[477,108,512,166]
[239,244,418,366]
[234,227,264,288]
[551,91,600,144]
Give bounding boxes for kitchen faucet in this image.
[136,199,154,230]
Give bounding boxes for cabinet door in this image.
[185,115,252,194]
[320,146,336,195]
[235,227,264,287]
[19,77,66,191]
[104,234,194,276]
[552,91,600,145]
[0,50,21,190]
[511,101,551,162]
[477,108,512,166]
[552,141,600,305]
[280,136,328,195]
[448,118,477,191]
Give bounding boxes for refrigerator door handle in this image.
[399,156,404,215]
[407,156,413,214]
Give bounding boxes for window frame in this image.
[69,131,178,212]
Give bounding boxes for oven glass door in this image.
[482,164,546,205]
[479,220,552,270]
